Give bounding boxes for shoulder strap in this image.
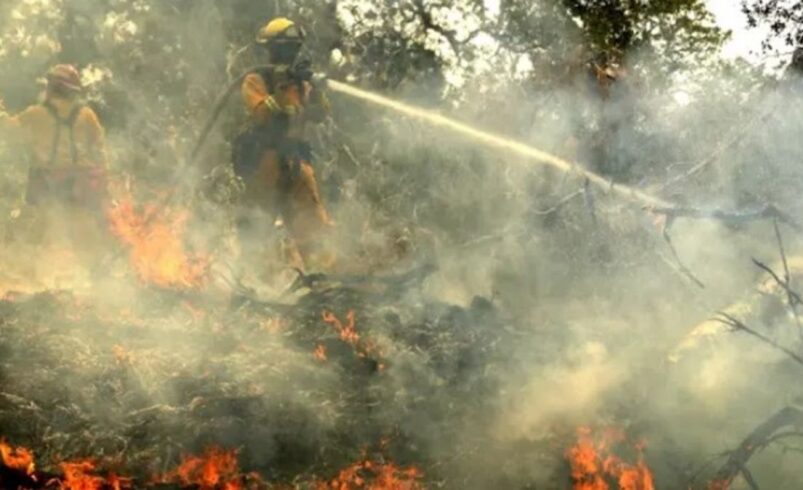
[42,101,84,165]
[66,104,84,166]
[42,101,62,166]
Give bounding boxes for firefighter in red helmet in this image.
[0,64,110,279]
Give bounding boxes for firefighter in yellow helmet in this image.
[234,17,334,273]
[0,64,110,278]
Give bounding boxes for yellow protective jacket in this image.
[241,68,329,139]
[0,96,108,169]
[239,68,334,261]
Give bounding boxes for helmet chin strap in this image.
[269,43,302,66]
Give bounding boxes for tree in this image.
[743,0,803,50]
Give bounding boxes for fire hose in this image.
[189,69,672,210]
[133,68,801,291]
[324,79,671,209]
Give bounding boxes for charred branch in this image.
[647,204,803,233]
[751,259,803,307]
[712,407,803,488]
[531,189,584,216]
[661,228,706,289]
[657,105,775,192]
[287,262,438,297]
[772,219,803,340]
[716,313,803,368]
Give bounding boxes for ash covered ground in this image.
[0,259,541,488]
[3,1,803,489]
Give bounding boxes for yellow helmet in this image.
[256,17,304,45]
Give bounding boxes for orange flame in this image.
[0,440,35,475]
[261,317,286,334]
[157,446,241,490]
[323,310,360,346]
[107,199,209,289]
[315,456,423,490]
[107,473,133,490]
[60,460,130,490]
[566,427,655,490]
[322,310,380,361]
[112,345,135,366]
[314,344,328,362]
[0,438,424,490]
[60,460,105,490]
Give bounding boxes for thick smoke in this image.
[1,1,803,489]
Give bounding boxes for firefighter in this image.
[0,64,110,278]
[233,17,335,274]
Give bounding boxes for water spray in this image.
[326,80,672,209]
[190,69,670,209]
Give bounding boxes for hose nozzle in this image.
[311,72,328,89]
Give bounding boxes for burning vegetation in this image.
[565,427,654,490]
[0,266,509,488]
[4,0,803,489]
[106,199,210,290]
[0,439,422,489]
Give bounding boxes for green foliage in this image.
[563,0,726,54]
[743,0,803,51]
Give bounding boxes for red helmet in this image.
[46,64,82,93]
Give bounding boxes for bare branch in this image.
[658,88,776,192]
[751,258,803,306]
[661,228,706,289]
[647,203,803,233]
[772,219,803,341]
[531,189,583,216]
[716,313,803,368]
[711,407,803,489]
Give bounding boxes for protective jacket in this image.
[1,96,108,206]
[237,65,333,258]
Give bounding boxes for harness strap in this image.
[43,102,61,166]
[248,68,310,221]
[258,66,301,191]
[42,101,84,166]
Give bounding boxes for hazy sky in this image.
[706,0,770,60]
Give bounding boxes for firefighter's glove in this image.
[263,95,298,117]
[290,60,314,83]
[262,95,283,113]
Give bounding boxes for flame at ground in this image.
[322,310,379,360]
[566,427,655,490]
[314,455,423,490]
[0,442,130,490]
[0,440,35,475]
[112,344,136,366]
[323,310,360,345]
[107,199,209,290]
[60,459,132,490]
[314,343,328,361]
[0,437,423,489]
[156,446,242,490]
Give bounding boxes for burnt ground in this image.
[0,266,540,488]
